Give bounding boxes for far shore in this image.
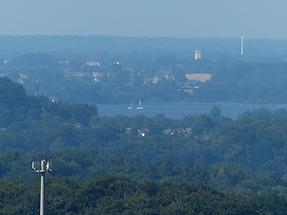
[94,102,287,106]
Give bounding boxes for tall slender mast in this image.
[241,35,245,56]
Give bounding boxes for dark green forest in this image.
[2,177,287,215]
[2,77,287,214]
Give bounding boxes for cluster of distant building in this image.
[125,127,194,138]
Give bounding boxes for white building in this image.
[194,50,202,61]
[86,61,100,67]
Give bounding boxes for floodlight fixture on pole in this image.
[32,160,52,215]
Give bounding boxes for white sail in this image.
[136,99,144,110]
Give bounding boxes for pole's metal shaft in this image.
[40,174,45,215]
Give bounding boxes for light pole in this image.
[32,160,52,215]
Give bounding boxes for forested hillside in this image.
[3,36,287,104]
[2,78,287,214]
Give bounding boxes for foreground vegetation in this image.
[2,77,287,213]
[1,176,287,215]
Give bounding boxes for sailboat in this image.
[136,99,144,110]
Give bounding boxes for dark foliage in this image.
[1,78,287,213]
[1,177,287,215]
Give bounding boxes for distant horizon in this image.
[0,34,287,41]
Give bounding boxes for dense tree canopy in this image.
[1,78,287,214]
[1,177,287,215]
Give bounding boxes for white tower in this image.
[241,35,245,56]
[195,50,202,61]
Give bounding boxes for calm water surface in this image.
[97,103,287,119]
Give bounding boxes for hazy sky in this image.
[0,0,286,38]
